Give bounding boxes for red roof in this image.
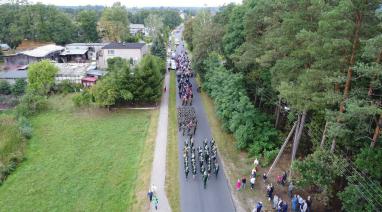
[81,76,97,82]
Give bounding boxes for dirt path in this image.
[149,72,171,212]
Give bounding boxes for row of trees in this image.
[203,53,279,161]
[0,1,181,47]
[74,55,165,108]
[185,0,382,210]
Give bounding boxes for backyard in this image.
[0,95,156,211]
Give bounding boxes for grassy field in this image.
[166,71,180,212]
[0,95,156,211]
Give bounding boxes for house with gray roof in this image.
[97,42,148,69]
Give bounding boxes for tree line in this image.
[0,1,181,47]
[184,0,382,210]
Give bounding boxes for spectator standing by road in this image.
[292,195,298,211]
[306,196,312,212]
[147,189,153,203]
[152,195,159,210]
[241,176,247,189]
[236,179,242,191]
[250,176,256,190]
[288,182,294,197]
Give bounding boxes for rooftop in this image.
[60,46,89,56]
[86,69,106,77]
[16,40,53,51]
[130,24,145,29]
[54,63,91,77]
[0,70,27,79]
[20,44,64,58]
[0,44,10,50]
[66,43,109,47]
[102,42,146,50]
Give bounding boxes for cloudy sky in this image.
[30,0,242,7]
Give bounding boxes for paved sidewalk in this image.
[149,72,171,212]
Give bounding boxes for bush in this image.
[0,80,11,95]
[55,80,83,94]
[262,149,279,167]
[72,90,93,107]
[18,116,32,139]
[16,93,48,117]
[11,79,27,95]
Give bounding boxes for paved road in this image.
[150,72,171,212]
[174,31,236,212]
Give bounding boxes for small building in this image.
[0,70,27,84]
[81,76,98,87]
[65,43,109,61]
[81,69,106,87]
[54,63,91,83]
[4,44,64,66]
[0,44,10,51]
[97,42,148,69]
[129,24,147,36]
[60,46,90,63]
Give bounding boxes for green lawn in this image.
[0,96,154,211]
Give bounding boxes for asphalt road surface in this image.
[174,30,236,212]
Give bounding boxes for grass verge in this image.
[165,71,180,212]
[130,108,159,211]
[0,95,154,211]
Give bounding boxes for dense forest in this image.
[0,1,181,47]
[184,0,382,210]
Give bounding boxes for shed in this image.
[81,76,98,87]
[0,44,10,51]
[0,70,27,84]
[60,46,90,63]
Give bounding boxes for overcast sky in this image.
[30,0,242,7]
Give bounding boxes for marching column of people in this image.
[175,44,220,190]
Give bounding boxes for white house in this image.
[129,24,148,36]
[97,42,148,69]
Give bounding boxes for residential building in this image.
[129,24,147,36]
[97,42,148,69]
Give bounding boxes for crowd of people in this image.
[237,158,313,212]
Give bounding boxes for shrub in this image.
[262,149,279,167]
[0,80,11,95]
[16,93,48,117]
[18,116,32,139]
[72,90,93,107]
[11,79,27,95]
[55,80,83,94]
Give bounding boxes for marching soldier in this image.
[203,171,208,189]
[214,162,219,179]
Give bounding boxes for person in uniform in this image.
[214,162,219,179]
[185,165,189,179]
[203,171,208,189]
